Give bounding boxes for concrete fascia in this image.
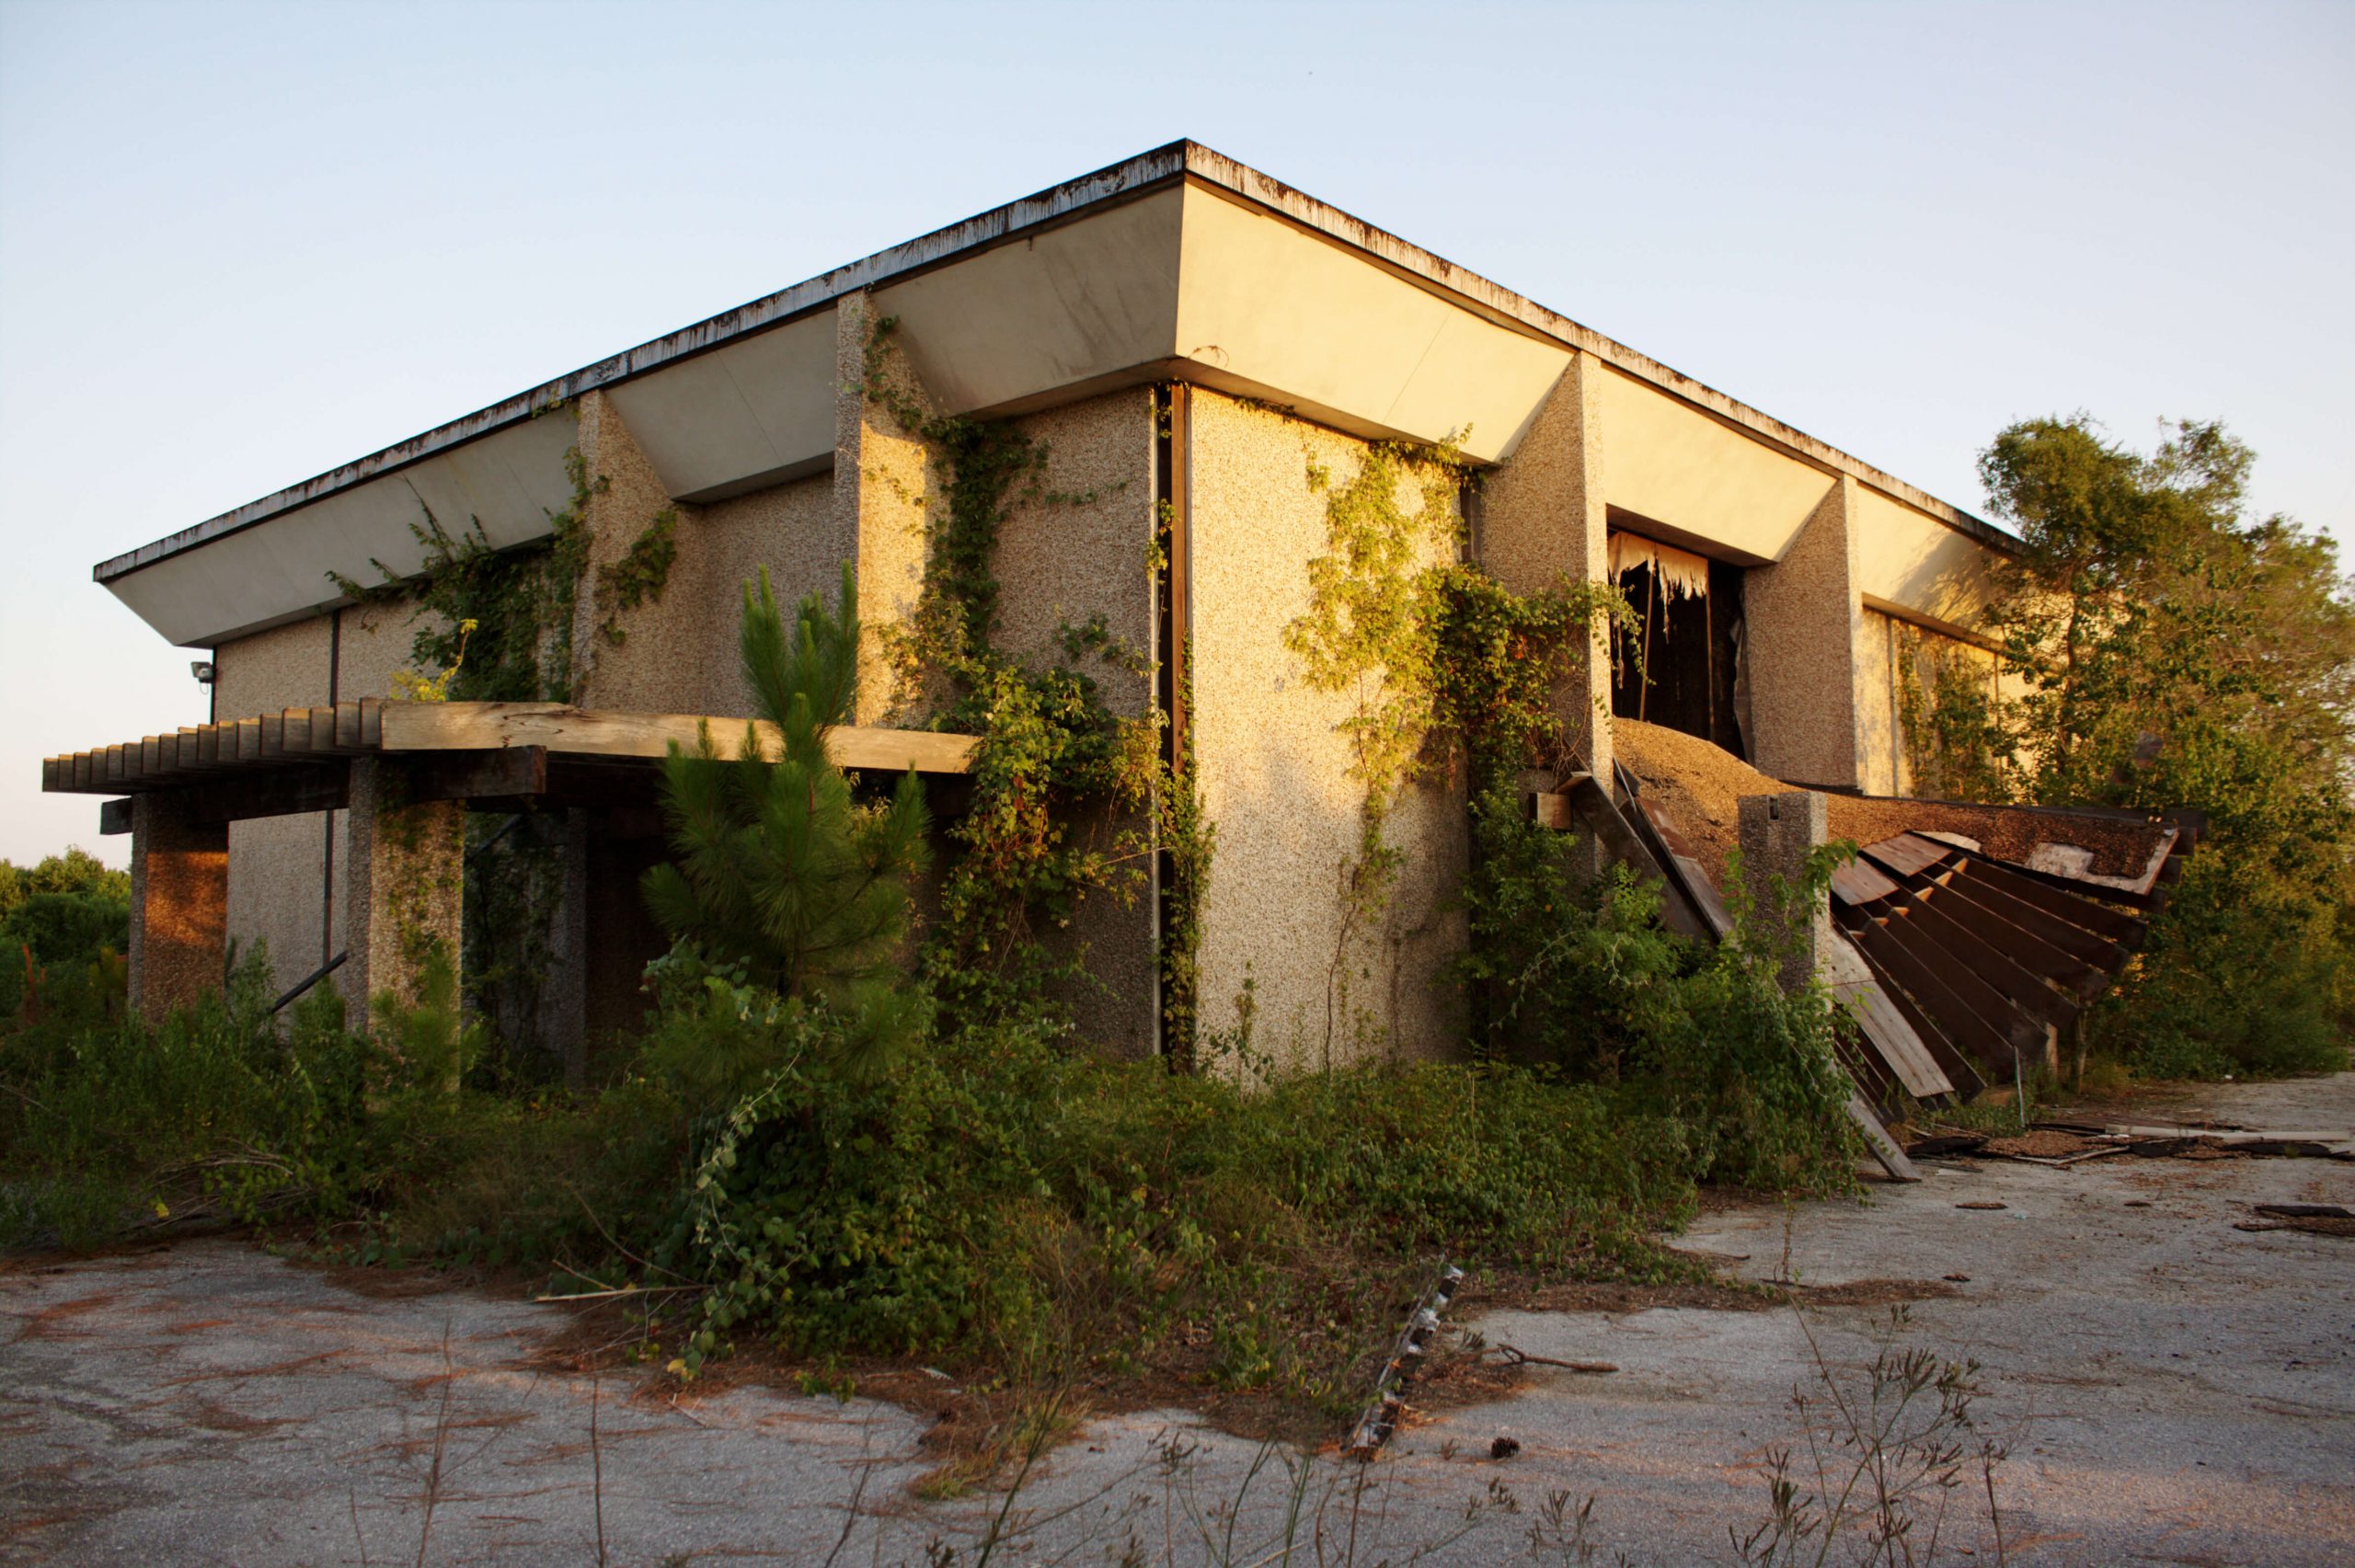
[97,140,2007,598]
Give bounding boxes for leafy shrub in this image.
[0,949,369,1247]
[660,1002,1700,1392]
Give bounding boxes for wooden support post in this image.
[128,793,228,1024]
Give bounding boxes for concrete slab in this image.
[6,1075,2354,1565]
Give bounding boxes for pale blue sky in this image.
[3,0,2349,866]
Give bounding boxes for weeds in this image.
[1732,1306,2010,1568]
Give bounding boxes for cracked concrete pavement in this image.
[6,1075,2352,1566]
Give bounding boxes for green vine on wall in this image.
[1280,418,1641,1059]
[327,438,678,701]
[1894,634,2016,804]
[592,507,679,648]
[860,315,1207,1052]
[326,428,675,1072]
[1281,437,1465,1056]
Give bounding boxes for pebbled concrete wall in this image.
[994,388,1159,1056]
[692,477,840,716]
[1477,352,1614,785]
[211,596,431,1001]
[1746,475,1865,788]
[213,618,331,996]
[568,389,840,721]
[1188,390,1466,1073]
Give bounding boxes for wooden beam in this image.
[176,762,351,825]
[377,702,977,774]
[99,797,132,836]
[1531,774,1711,942]
[406,747,550,805]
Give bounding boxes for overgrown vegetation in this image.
[5,364,1870,1468]
[0,847,128,1024]
[1901,417,2355,1079]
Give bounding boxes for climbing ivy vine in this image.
[327,437,677,704]
[860,315,1210,1052]
[1280,418,1639,1059]
[326,422,678,1077]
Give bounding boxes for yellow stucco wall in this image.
[1594,367,1835,563]
[1852,486,1997,624]
[1188,391,1466,1073]
[1857,608,1901,795]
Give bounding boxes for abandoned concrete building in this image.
[46,143,2192,1119]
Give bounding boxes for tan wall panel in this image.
[996,390,1157,715]
[227,814,330,997]
[1595,368,1834,561]
[1476,356,1613,783]
[1852,486,1997,624]
[997,390,1159,1055]
[335,596,432,700]
[1745,476,1862,787]
[213,618,332,995]
[689,476,843,717]
[213,616,330,716]
[1857,608,1901,796]
[1189,392,1466,1073]
[572,392,691,712]
[1175,189,1570,464]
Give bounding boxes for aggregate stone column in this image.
[568,390,699,712]
[128,792,228,1024]
[339,758,464,1017]
[833,291,935,725]
[1738,789,1832,992]
[1745,475,1865,789]
[1476,351,1614,784]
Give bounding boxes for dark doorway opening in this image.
[1609,537,1747,759]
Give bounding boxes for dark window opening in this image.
[1609,538,1748,759]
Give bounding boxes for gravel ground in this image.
[6,1076,2352,1567]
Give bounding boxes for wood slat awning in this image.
[43,700,978,797]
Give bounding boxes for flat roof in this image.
[97,140,2008,588]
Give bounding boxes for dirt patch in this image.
[1983,1129,2102,1159]
[1613,721,1783,880]
[1471,1272,1957,1316]
[14,1291,125,1342]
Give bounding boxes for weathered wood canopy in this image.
[42,700,977,830]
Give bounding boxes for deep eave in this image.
[96,139,2010,590]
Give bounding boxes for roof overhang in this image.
[98,141,2013,649]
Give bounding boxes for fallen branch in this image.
[1489,1345,1617,1374]
[532,1284,702,1303]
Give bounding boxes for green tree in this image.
[1969,417,2355,1075]
[641,565,932,1089]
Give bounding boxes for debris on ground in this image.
[2234,1215,2355,1238]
